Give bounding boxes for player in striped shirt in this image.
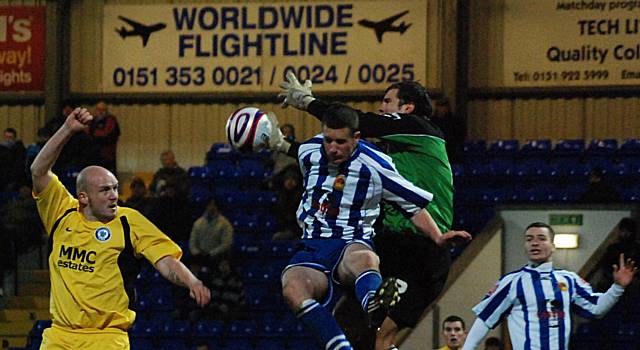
[273,104,470,350]
[462,222,637,350]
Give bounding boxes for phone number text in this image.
[111,63,416,88]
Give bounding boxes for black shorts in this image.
[374,230,451,328]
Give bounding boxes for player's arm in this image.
[461,318,491,350]
[574,253,636,317]
[410,209,471,247]
[266,111,301,158]
[155,255,211,306]
[31,108,93,194]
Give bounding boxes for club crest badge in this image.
[95,227,111,242]
[333,175,346,191]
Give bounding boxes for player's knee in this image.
[350,249,379,269]
[282,278,312,310]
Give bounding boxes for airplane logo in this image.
[115,16,166,47]
[358,10,412,43]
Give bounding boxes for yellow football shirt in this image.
[34,175,182,332]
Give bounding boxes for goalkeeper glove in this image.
[278,72,315,110]
[266,112,291,153]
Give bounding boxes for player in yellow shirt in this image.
[31,107,211,350]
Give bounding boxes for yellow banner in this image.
[504,0,640,87]
[102,1,427,93]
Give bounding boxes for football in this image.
[225,107,273,152]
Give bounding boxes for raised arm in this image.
[31,108,93,194]
[410,209,471,247]
[155,255,211,306]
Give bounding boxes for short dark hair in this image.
[321,103,359,134]
[386,81,433,118]
[4,127,17,136]
[442,315,465,330]
[525,222,555,240]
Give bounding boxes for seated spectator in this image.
[122,176,152,215]
[149,150,190,198]
[189,199,234,269]
[0,127,27,191]
[193,259,246,322]
[576,166,622,203]
[484,337,502,350]
[271,165,303,240]
[174,258,246,322]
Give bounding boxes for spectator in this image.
[149,150,190,199]
[122,176,153,215]
[271,164,303,241]
[437,315,467,350]
[0,127,27,191]
[576,166,622,203]
[188,198,234,269]
[195,259,246,322]
[483,337,502,350]
[44,103,92,174]
[88,101,120,174]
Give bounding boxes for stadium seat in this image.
[586,138,617,156]
[552,139,585,157]
[519,139,552,156]
[463,140,486,156]
[619,138,640,155]
[487,139,519,157]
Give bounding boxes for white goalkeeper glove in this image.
[278,71,315,110]
[266,112,291,153]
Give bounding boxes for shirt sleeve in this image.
[33,174,78,235]
[307,99,442,138]
[569,271,625,318]
[126,209,182,264]
[472,274,517,329]
[364,144,432,216]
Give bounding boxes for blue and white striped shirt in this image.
[296,135,432,240]
[472,262,624,350]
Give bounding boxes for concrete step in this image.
[0,309,50,322]
[4,296,49,310]
[0,321,34,336]
[17,281,49,297]
[0,335,28,348]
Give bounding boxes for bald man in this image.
[30,108,210,350]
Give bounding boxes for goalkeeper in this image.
[274,73,469,350]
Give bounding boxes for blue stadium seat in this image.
[519,139,552,156]
[619,138,640,155]
[463,140,486,156]
[586,138,617,156]
[552,139,585,157]
[487,139,519,157]
[28,320,51,339]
